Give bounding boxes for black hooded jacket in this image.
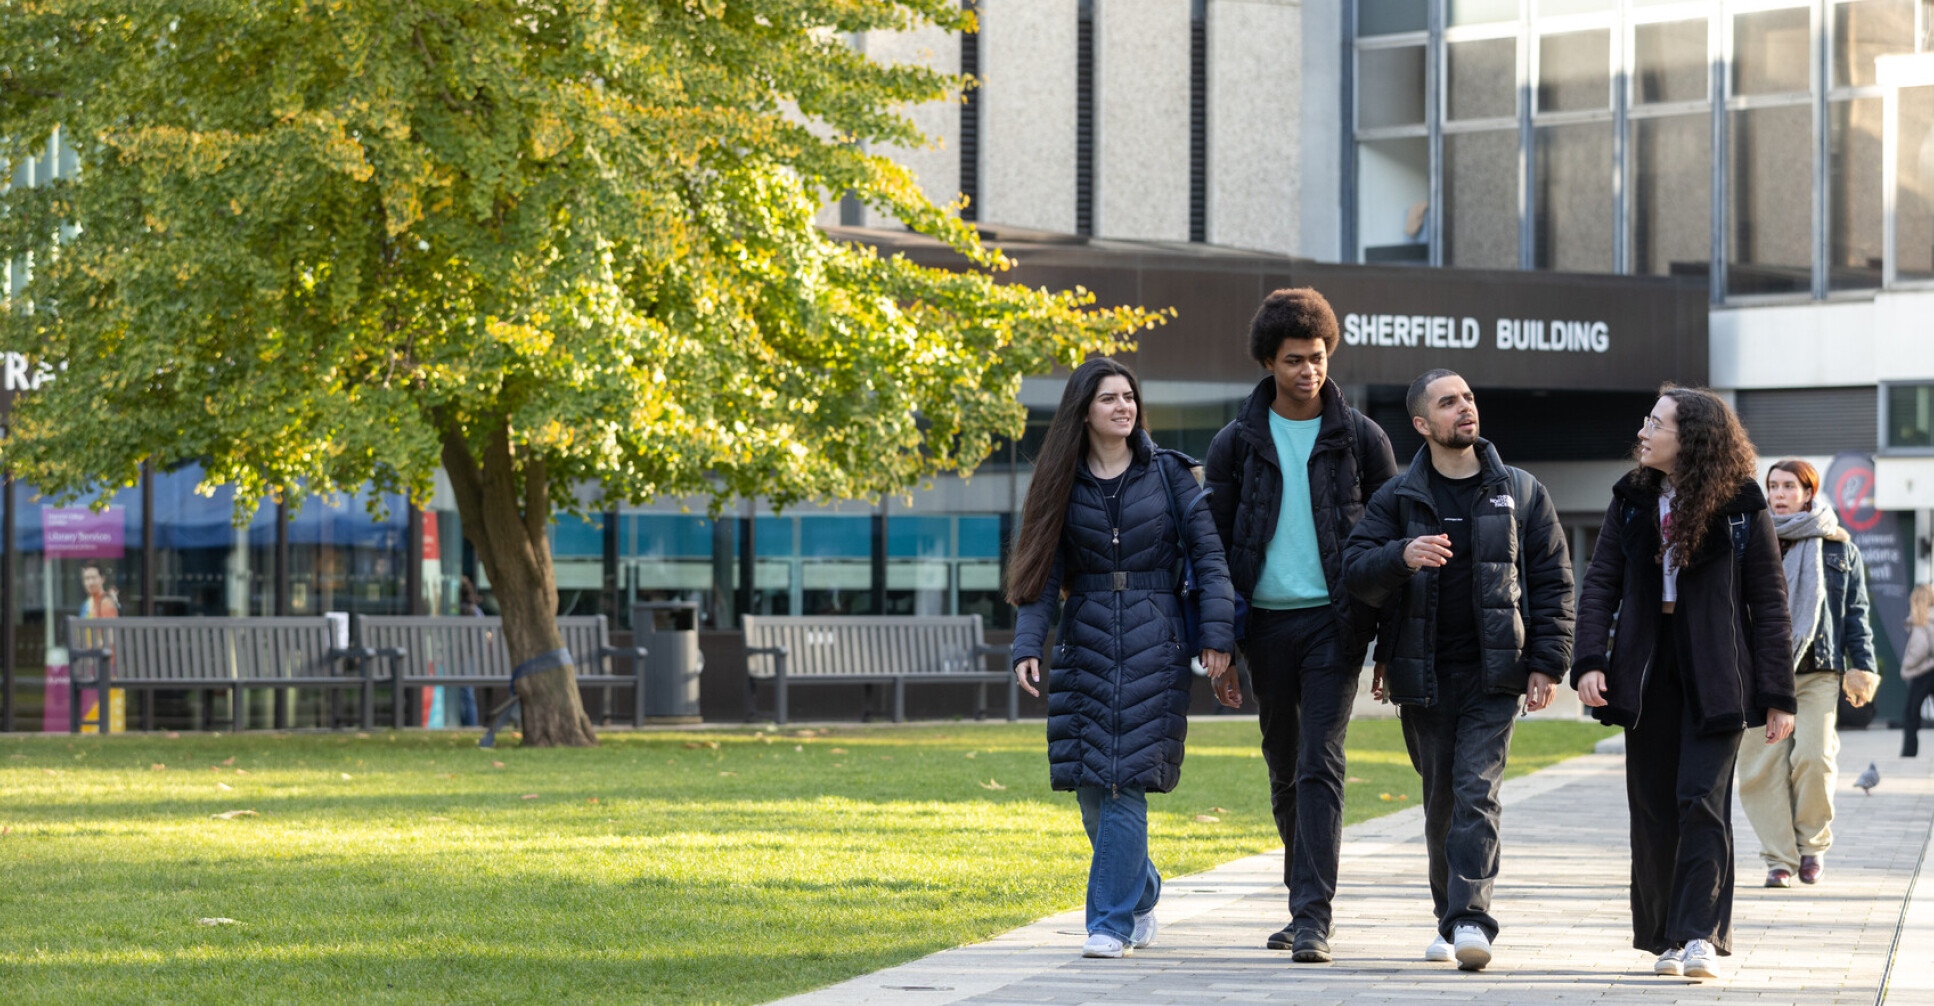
[1011,431,1238,793]
[1571,473,1797,734]
[1204,377,1396,658]
[1342,441,1576,706]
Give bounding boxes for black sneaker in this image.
[1264,925,1296,950]
[1292,930,1332,963]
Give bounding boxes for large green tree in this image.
[0,1,1158,745]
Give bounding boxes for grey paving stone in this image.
[773,729,1934,1006]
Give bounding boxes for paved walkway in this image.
[776,727,1934,1006]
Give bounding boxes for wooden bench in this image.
[354,615,648,731]
[63,616,379,732]
[741,615,1015,725]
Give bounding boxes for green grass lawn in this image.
[0,718,1609,1005]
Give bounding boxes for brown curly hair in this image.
[1629,385,1759,570]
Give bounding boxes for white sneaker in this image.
[1452,924,1492,971]
[1654,947,1685,976]
[1131,912,1158,949]
[1082,933,1130,958]
[1424,933,1455,962]
[1682,939,1718,980]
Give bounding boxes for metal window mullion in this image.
[1814,0,1829,300]
[1616,0,1632,274]
[1520,4,1536,270]
[1343,0,1360,261]
[1429,0,1445,268]
[1883,79,1899,287]
[1712,4,1728,304]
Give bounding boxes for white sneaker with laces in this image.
[1682,939,1718,979]
[1452,924,1492,971]
[1082,933,1130,958]
[1424,933,1454,962]
[1131,912,1159,949]
[1654,947,1685,976]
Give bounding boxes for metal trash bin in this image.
[632,602,704,723]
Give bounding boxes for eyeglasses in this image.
[1641,416,1677,435]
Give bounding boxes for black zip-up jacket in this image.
[1342,441,1575,706]
[1204,377,1396,658]
[1571,473,1798,734]
[1011,431,1237,793]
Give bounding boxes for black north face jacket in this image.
[1342,441,1576,707]
[1204,377,1396,659]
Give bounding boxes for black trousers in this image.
[1243,606,1360,936]
[1904,672,1934,757]
[1624,615,1743,956]
[1401,662,1522,941]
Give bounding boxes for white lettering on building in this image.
[1493,319,1610,354]
[1,352,58,392]
[1341,314,1482,350]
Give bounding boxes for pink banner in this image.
[42,506,124,558]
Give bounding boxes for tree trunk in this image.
[441,420,597,747]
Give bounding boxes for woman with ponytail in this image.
[1008,357,1237,960]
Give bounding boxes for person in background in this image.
[456,576,484,728]
[1738,459,1878,889]
[1572,386,1795,982]
[1900,584,1934,758]
[80,562,121,619]
[1009,357,1237,960]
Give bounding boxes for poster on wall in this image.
[1822,453,1911,700]
[42,506,127,733]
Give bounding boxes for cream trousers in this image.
[1738,671,1841,872]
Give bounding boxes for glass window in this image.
[1734,8,1813,96]
[1631,114,1713,277]
[1360,0,1428,36]
[1358,46,1428,128]
[1829,98,1886,290]
[284,485,407,617]
[1449,38,1518,120]
[15,483,145,734]
[1728,105,1816,295]
[1886,383,1934,448]
[1445,130,1522,268]
[1635,20,1709,104]
[1534,123,1615,271]
[1356,137,1431,263]
[1538,30,1611,112]
[1898,85,1934,283]
[1834,0,1915,89]
[1539,0,1611,13]
[1448,0,1519,27]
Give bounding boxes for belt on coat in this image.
[1067,571,1175,593]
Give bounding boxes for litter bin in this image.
[632,602,704,723]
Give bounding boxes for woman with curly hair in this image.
[1572,386,1796,981]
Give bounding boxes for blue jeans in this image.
[457,687,479,728]
[1076,786,1162,942]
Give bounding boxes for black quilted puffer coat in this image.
[1012,431,1238,793]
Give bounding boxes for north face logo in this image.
[1490,494,1516,510]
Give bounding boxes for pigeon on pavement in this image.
[1854,762,1880,795]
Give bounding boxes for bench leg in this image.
[201,689,215,732]
[775,674,788,726]
[233,683,247,731]
[745,677,758,724]
[69,673,82,734]
[1008,677,1020,722]
[893,679,906,724]
[975,682,988,721]
[361,677,375,731]
[394,681,406,731]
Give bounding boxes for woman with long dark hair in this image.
[1008,357,1238,959]
[1572,386,1796,981]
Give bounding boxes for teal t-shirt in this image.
[1253,411,1330,610]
